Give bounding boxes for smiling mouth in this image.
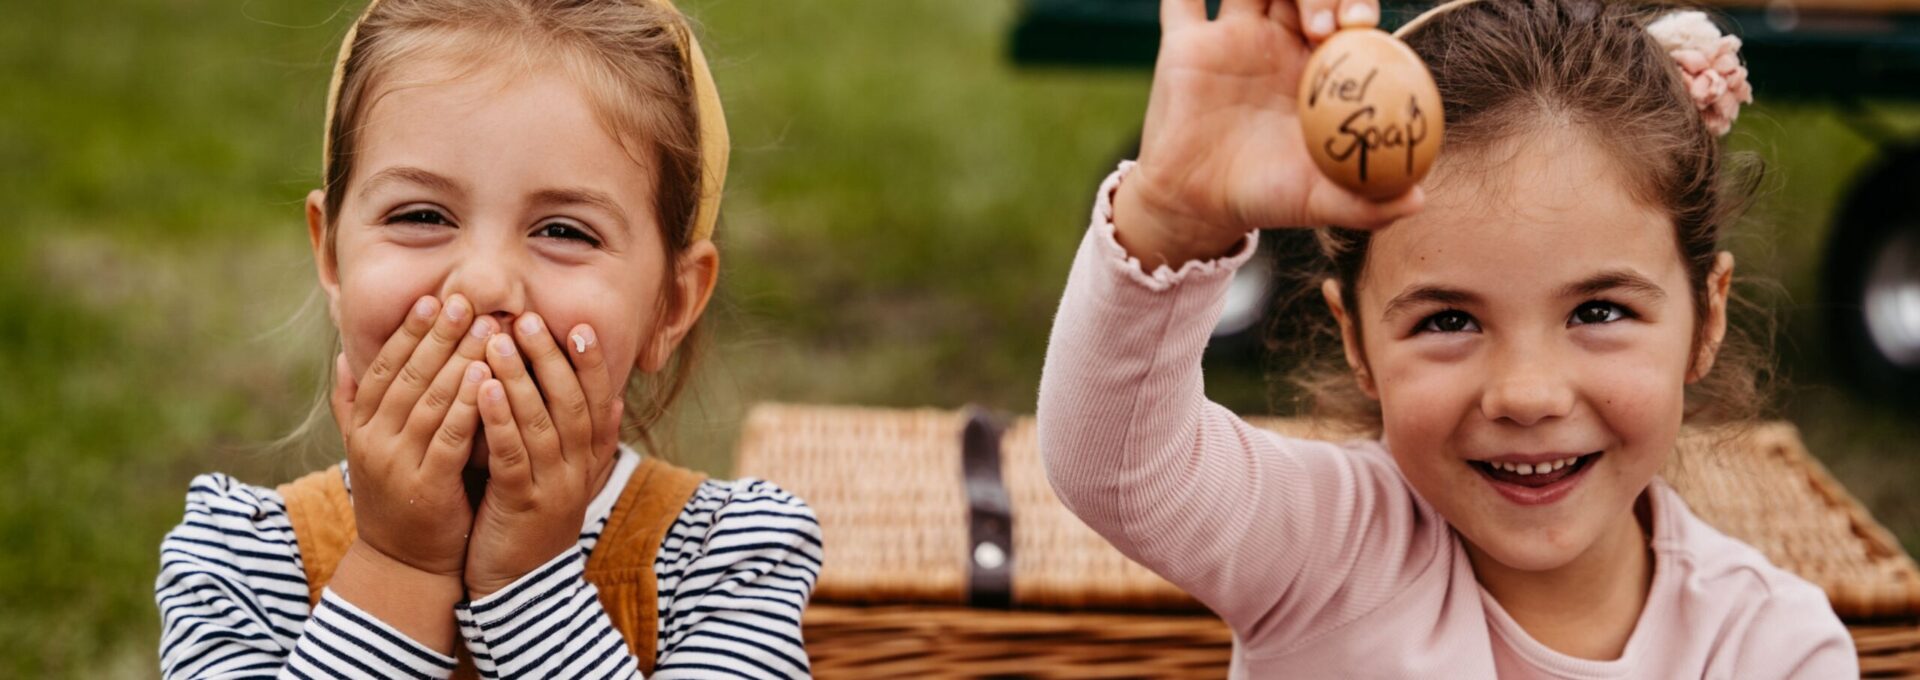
[1474,453,1597,491]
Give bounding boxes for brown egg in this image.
[1296,28,1443,200]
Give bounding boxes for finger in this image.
[402,314,497,447]
[352,295,440,428]
[422,361,487,478]
[1269,0,1303,33]
[1160,0,1206,31]
[373,294,473,434]
[1301,179,1425,230]
[512,313,592,463]
[330,352,357,440]
[564,324,616,454]
[1218,0,1268,20]
[1337,0,1379,31]
[1295,0,1340,41]
[478,379,533,496]
[485,333,563,479]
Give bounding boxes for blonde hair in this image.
[292,0,711,456]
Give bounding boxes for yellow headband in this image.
[321,0,730,243]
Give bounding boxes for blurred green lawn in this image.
[1,1,1914,676]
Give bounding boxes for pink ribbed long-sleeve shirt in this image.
[1036,165,1856,679]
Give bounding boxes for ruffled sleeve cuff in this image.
[1092,160,1260,292]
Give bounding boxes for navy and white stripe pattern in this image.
[157,452,822,679]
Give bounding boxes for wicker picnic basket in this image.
[733,403,1920,678]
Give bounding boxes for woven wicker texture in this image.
[733,403,1920,676]
[1656,421,1920,619]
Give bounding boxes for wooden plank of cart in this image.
[736,403,1920,677]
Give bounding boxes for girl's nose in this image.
[1479,348,1576,427]
[442,238,528,321]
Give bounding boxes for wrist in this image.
[466,543,578,601]
[1111,165,1246,271]
[330,540,465,655]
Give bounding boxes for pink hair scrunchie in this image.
[1647,11,1754,136]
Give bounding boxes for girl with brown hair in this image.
[1039,0,1852,676]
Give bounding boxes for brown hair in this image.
[1280,0,1774,433]
[314,0,709,453]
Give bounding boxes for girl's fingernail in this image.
[517,314,542,336]
[444,296,469,323]
[414,297,437,319]
[571,326,596,354]
[1343,3,1376,25]
[491,334,516,357]
[483,381,505,402]
[470,316,494,340]
[466,362,486,383]
[1310,10,1335,35]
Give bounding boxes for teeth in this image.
[1489,455,1582,475]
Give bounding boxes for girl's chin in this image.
[1465,532,1591,573]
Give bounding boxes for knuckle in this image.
[366,356,397,382]
[564,395,592,419]
[421,386,453,412]
[527,412,555,437]
[435,423,469,450]
[398,362,431,387]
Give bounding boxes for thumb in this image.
[1302,179,1425,231]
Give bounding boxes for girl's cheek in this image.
[1378,355,1482,442]
[335,247,445,375]
[1586,357,1687,443]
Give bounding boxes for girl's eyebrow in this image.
[1381,286,1481,322]
[1558,269,1667,301]
[357,165,465,201]
[529,187,629,229]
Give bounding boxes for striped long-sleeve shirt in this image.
[157,447,823,679]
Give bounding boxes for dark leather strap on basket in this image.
[961,407,1013,608]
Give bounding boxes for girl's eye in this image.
[1415,310,1479,334]
[534,222,601,247]
[1570,300,1633,326]
[387,208,452,227]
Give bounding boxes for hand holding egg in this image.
[1110,0,1427,271]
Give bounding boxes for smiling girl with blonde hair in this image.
[155,1,820,677]
[1039,0,1853,676]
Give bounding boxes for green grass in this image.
[2,1,1916,676]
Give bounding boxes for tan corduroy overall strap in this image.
[277,457,709,677]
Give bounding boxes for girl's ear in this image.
[1688,251,1737,383]
[306,189,343,326]
[1321,278,1379,399]
[638,240,720,373]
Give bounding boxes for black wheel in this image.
[1822,146,1920,405]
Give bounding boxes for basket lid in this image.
[735,403,1920,618]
